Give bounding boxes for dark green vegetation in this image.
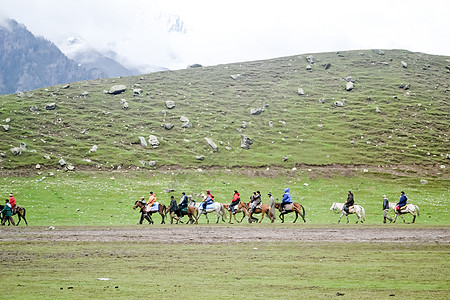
[1,240,448,299]
[1,49,449,169]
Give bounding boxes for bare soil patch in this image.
[1,226,448,244]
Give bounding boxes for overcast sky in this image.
[1,0,449,70]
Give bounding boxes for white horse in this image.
[192,197,227,224]
[389,202,420,223]
[330,202,365,224]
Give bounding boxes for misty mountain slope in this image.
[0,19,106,95]
[0,49,449,171]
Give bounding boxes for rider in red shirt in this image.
[9,193,16,213]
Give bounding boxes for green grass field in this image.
[1,169,448,226]
[1,240,448,299]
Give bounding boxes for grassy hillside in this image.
[0,49,449,170]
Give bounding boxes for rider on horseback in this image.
[249,191,261,214]
[280,188,292,213]
[228,190,240,214]
[9,193,16,215]
[146,191,157,212]
[343,191,354,215]
[396,191,408,213]
[178,192,189,217]
[201,190,214,214]
[1,199,15,226]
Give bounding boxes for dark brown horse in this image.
[223,202,248,224]
[133,200,166,224]
[245,203,275,223]
[274,202,306,223]
[0,205,28,226]
[165,204,197,224]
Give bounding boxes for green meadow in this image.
[2,169,448,226]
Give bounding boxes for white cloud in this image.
[1,0,449,71]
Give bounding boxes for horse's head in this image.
[133,200,144,210]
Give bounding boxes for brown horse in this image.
[165,205,197,224]
[245,203,275,223]
[133,200,166,224]
[274,202,306,223]
[0,205,28,226]
[223,202,247,224]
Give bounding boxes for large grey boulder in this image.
[240,135,254,150]
[401,61,408,68]
[133,88,143,96]
[180,116,189,123]
[45,103,57,110]
[230,74,242,80]
[297,88,305,95]
[204,137,218,152]
[346,82,354,91]
[306,55,315,64]
[334,101,344,107]
[2,125,9,131]
[345,76,355,83]
[373,49,385,55]
[11,147,21,156]
[108,85,127,95]
[163,123,174,130]
[59,158,67,166]
[250,107,265,115]
[139,136,148,147]
[166,101,176,109]
[148,135,160,148]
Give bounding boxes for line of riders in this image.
[133,188,418,225]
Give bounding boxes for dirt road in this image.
[1,226,449,244]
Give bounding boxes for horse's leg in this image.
[138,213,145,225]
[338,213,343,224]
[160,211,165,224]
[393,213,398,223]
[293,211,298,223]
[280,212,285,223]
[355,213,359,224]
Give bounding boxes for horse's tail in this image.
[415,205,420,217]
[360,206,366,222]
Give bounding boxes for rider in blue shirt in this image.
[281,188,293,213]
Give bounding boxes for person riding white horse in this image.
[201,190,214,214]
[396,191,408,213]
[343,191,354,215]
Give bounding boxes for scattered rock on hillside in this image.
[297,88,305,95]
[204,137,218,152]
[346,82,354,91]
[17,92,25,98]
[241,121,247,129]
[163,123,174,130]
[306,64,312,71]
[373,49,384,55]
[250,107,265,115]
[333,101,344,107]
[20,142,27,150]
[420,179,428,184]
[269,121,273,127]
[180,116,189,123]
[188,63,203,68]
[324,63,331,70]
[401,61,408,68]
[11,147,21,156]
[181,122,193,128]
[133,88,143,96]
[375,107,381,113]
[59,158,67,166]
[306,55,315,64]
[122,101,129,110]
[30,106,39,112]
[62,84,70,89]
[240,135,254,150]
[230,74,242,80]
[149,161,156,167]
[139,136,148,147]
[195,155,205,161]
[345,76,355,83]
[80,91,89,97]
[2,125,9,131]
[148,135,160,148]
[107,85,127,95]
[166,100,176,109]
[282,156,289,162]
[89,145,98,153]
[319,98,325,104]
[45,103,57,110]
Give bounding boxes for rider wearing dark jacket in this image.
[396,191,407,212]
[343,191,354,214]
[249,191,261,213]
[178,192,188,216]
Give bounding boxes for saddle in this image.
[284,203,293,211]
[145,202,159,212]
[347,206,355,213]
[397,205,407,212]
[202,203,215,210]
